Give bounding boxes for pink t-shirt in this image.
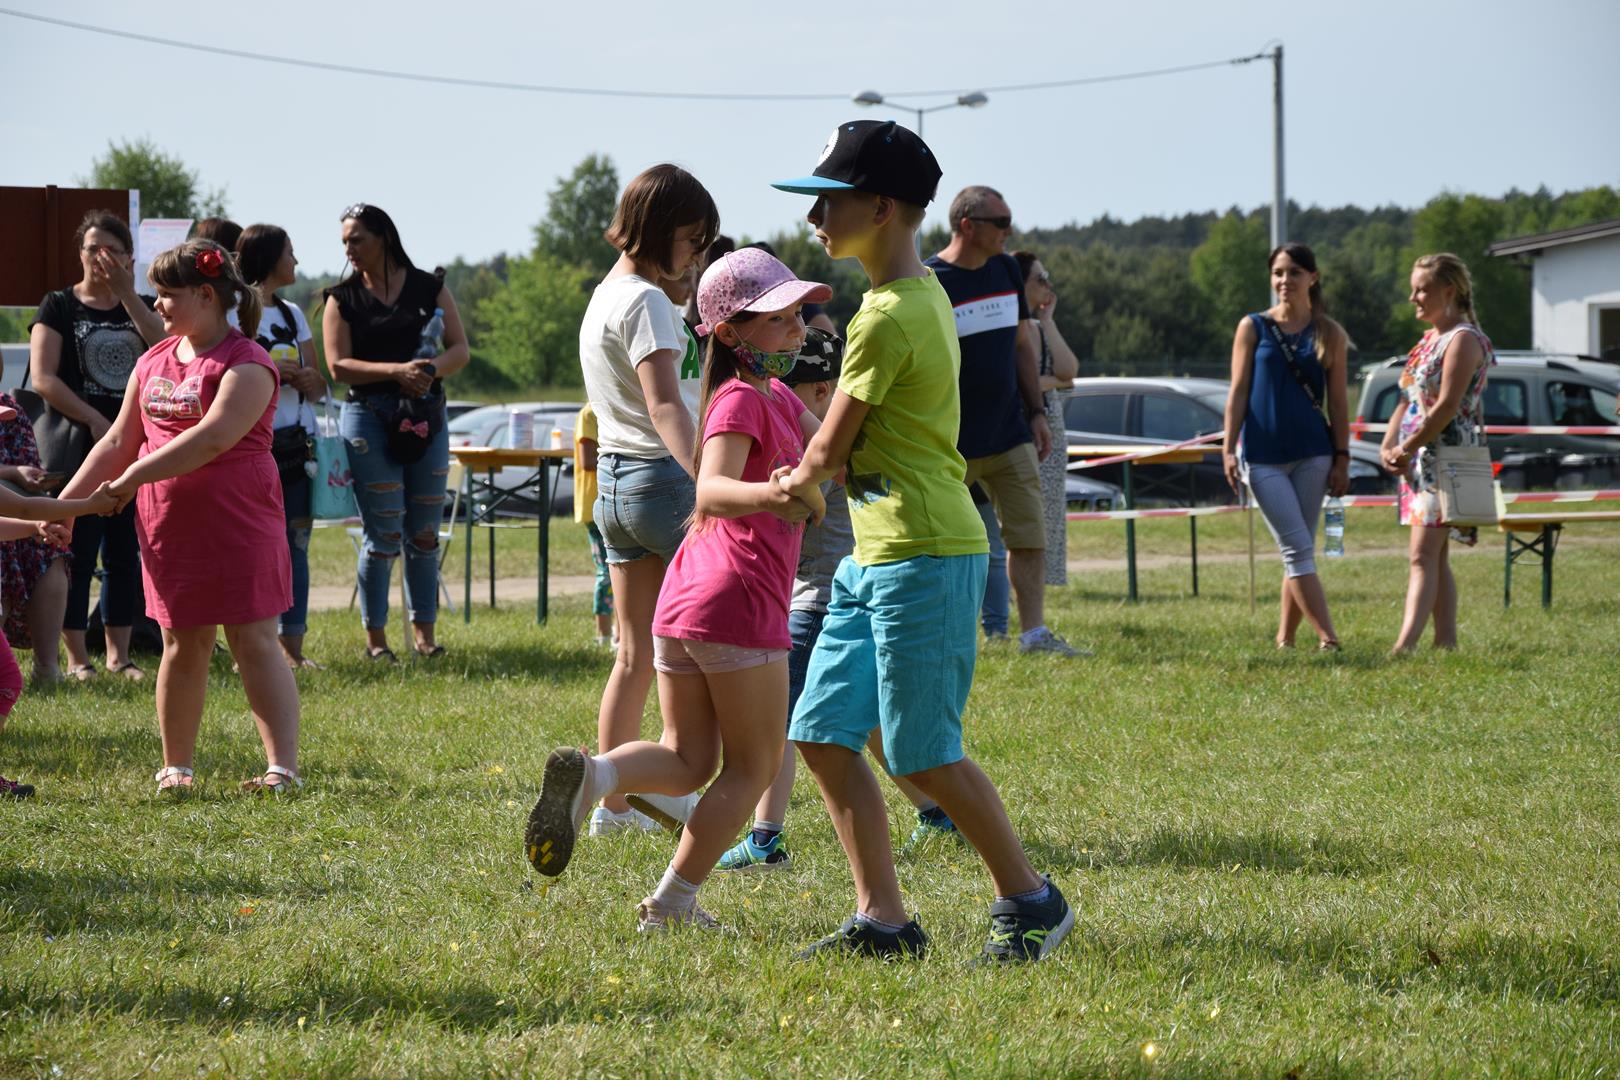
[653,378,807,650]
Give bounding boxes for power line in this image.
[0,6,1267,103]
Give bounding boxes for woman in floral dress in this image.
[0,394,69,681]
[1380,253,1494,653]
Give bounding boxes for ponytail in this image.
[686,315,758,528]
[1413,252,1482,333]
[149,238,262,338]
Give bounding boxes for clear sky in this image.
[3,0,1616,277]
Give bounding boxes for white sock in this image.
[1019,625,1048,645]
[650,864,701,913]
[588,755,619,807]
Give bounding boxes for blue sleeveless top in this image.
[1241,313,1333,465]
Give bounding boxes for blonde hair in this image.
[1413,252,1480,330]
[149,239,262,338]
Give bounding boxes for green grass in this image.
[3,505,1618,1076]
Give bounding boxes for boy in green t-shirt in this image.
[773,121,1072,963]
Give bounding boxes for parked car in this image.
[1065,473,1124,511]
[444,399,484,422]
[447,400,583,517]
[1062,377,1395,505]
[1354,352,1620,489]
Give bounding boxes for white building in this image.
[1488,218,1620,361]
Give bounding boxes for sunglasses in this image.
[969,215,1013,230]
[340,202,370,220]
[1033,271,1051,285]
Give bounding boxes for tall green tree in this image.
[475,254,594,389]
[1189,210,1270,346]
[1395,192,1529,349]
[81,138,225,219]
[532,154,620,275]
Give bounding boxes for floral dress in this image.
[0,392,69,649]
[1035,323,1069,586]
[1396,324,1495,543]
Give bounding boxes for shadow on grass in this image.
[314,640,610,685]
[6,724,159,775]
[1055,826,1394,876]
[0,866,338,936]
[0,974,704,1034]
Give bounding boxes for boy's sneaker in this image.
[587,806,659,836]
[900,809,961,853]
[523,748,599,877]
[794,915,928,961]
[977,876,1074,964]
[716,832,791,873]
[636,897,722,934]
[0,774,36,799]
[1019,627,1091,658]
[625,791,698,833]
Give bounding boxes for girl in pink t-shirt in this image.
[526,250,830,930]
[60,240,301,796]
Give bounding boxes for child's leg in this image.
[863,730,936,811]
[598,668,720,798]
[222,618,300,773]
[0,630,23,729]
[155,625,218,770]
[596,557,666,813]
[797,741,909,925]
[749,608,822,831]
[587,523,613,639]
[902,759,1040,897]
[25,559,67,680]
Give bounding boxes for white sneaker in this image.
[636,896,722,933]
[625,791,699,832]
[588,806,659,836]
[1019,627,1091,658]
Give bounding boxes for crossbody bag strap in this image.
[272,294,306,405]
[1261,315,1330,434]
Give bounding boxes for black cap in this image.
[783,327,843,386]
[772,120,943,207]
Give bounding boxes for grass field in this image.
[2,505,1617,1077]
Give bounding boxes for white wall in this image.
[1531,234,1620,355]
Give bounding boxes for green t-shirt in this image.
[838,271,989,566]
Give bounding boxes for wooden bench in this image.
[1498,511,1620,608]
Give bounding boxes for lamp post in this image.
[852,90,989,137]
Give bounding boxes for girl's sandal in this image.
[241,764,302,796]
[155,765,195,795]
[110,662,146,681]
[67,664,97,682]
[1319,640,1342,652]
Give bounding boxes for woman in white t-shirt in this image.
[578,164,717,834]
[236,224,326,669]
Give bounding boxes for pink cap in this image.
[695,249,832,336]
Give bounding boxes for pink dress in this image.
[653,378,807,650]
[134,330,290,627]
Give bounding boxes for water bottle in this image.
[415,307,445,359]
[1323,495,1345,558]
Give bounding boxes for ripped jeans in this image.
[341,395,450,629]
[280,469,312,636]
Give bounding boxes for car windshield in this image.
[1193,388,1229,420]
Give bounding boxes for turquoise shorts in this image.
[789,553,987,776]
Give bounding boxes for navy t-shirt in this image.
[1241,313,1334,464]
[924,253,1030,459]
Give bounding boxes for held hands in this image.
[1380,442,1412,473]
[81,486,120,517]
[97,477,138,515]
[36,520,72,547]
[769,466,825,526]
[395,359,435,396]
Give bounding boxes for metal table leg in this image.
[463,468,474,623]
[1123,462,1137,603]
[487,468,498,609]
[1188,461,1199,597]
[538,460,551,625]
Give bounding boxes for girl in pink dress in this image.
[61,240,301,794]
[525,250,829,931]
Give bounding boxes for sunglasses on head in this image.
[340,202,370,220]
[969,215,1013,230]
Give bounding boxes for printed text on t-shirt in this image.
[949,292,1020,338]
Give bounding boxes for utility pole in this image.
[1271,44,1286,249]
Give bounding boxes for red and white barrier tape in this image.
[1067,431,1224,470]
[1352,423,1620,436]
[1066,488,1620,521]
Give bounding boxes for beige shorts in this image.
[654,635,789,675]
[964,443,1046,551]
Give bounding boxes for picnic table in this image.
[1067,443,1224,601]
[1498,510,1620,609]
[450,446,571,625]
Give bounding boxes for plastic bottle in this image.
[1323,495,1345,558]
[550,425,564,450]
[415,308,445,359]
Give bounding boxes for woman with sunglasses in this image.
[26,210,166,682]
[322,204,468,661]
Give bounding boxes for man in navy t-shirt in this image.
[927,185,1080,657]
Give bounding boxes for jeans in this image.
[1245,455,1333,578]
[65,502,139,632]
[585,522,613,617]
[280,469,312,636]
[975,496,1009,636]
[342,396,450,629]
[786,607,827,720]
[593,454,694,564]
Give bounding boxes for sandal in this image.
[413,644,446,659]
[1319,640,1342,652]
[110,661,146,681]
[155,765,195,794]
[67,663,97,682]
[364,647,398,664]
[241,764,302,795]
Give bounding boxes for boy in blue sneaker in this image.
[773,121,1073,963]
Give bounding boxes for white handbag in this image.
[1433,445,1500,526]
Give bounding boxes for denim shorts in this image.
[789,553,987,776]
[594,453,694,564]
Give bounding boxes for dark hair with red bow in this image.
[148,239,263,338]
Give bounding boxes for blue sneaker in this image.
[977,876,1075,964]
[716,832,791,873]
[900,809,961,854]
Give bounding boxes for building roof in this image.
[1487,218,1620,258]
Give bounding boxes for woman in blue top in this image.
[1221,243,1351,650]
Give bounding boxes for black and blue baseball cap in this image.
[772,120,943,207]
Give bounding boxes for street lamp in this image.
[852,90,988,137]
